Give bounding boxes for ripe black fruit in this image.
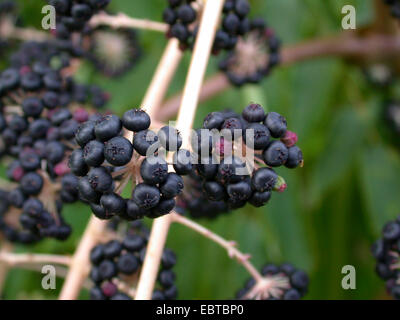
[251,167,277,192]
[140,156,168,185]
[104,136,133,166]
[264,112,287,138]
[132,183,161,210]
[122,109,150,132]
[263,140,288,167]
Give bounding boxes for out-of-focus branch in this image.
[158,31,400,121]
[89,12,168,33]
[372,0,399,34]
[0,252,71,266]
[171,212,263,282]
[0,242,13,296]
[0,18,50,42]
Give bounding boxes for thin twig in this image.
[158,32,400,121]
[170,212,263,282]
[0,252,72,267]
[135,0,226,300]
[89,12,168,33]
[0,242,13,296]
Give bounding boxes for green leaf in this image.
[308,108,366,207]
[359,145,400,235]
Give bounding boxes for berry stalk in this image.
[89,12,169,33]
[135,0,226,300]
[171,212,263,282]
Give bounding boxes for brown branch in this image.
[171,212,263,282]
[135,0,226,300]
[158,31,400,121]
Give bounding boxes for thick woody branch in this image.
[170,212,263,282]
[158,31,400,121]
[89,12,168,33]
[135,0,226,300]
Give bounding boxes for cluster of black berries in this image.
[384,0,400,19]
[176,172,228,219]
[219,18,280,87]
[0,41,108,162]
[71,108,193,221]
[0,189,71,243]
[371,215,400,300]
[236,263,309,300]
[163,0,251,54]
[177,104,303,219]
[49,0,110,38]
[89,221,178,300]
[81,25,142,77]
[0,40,110,243]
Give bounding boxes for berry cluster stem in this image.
[170,212,263,282]
[135,0,226,300]
[89,12,169,33]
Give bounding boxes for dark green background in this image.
[1,0,398,299]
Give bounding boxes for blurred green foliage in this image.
[2,0,399,300]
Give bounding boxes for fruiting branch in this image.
[59,36,184,300]
[89,12,169,33]
[170,212,263,282]
[135,0,226,300]
[158,31,400,121]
